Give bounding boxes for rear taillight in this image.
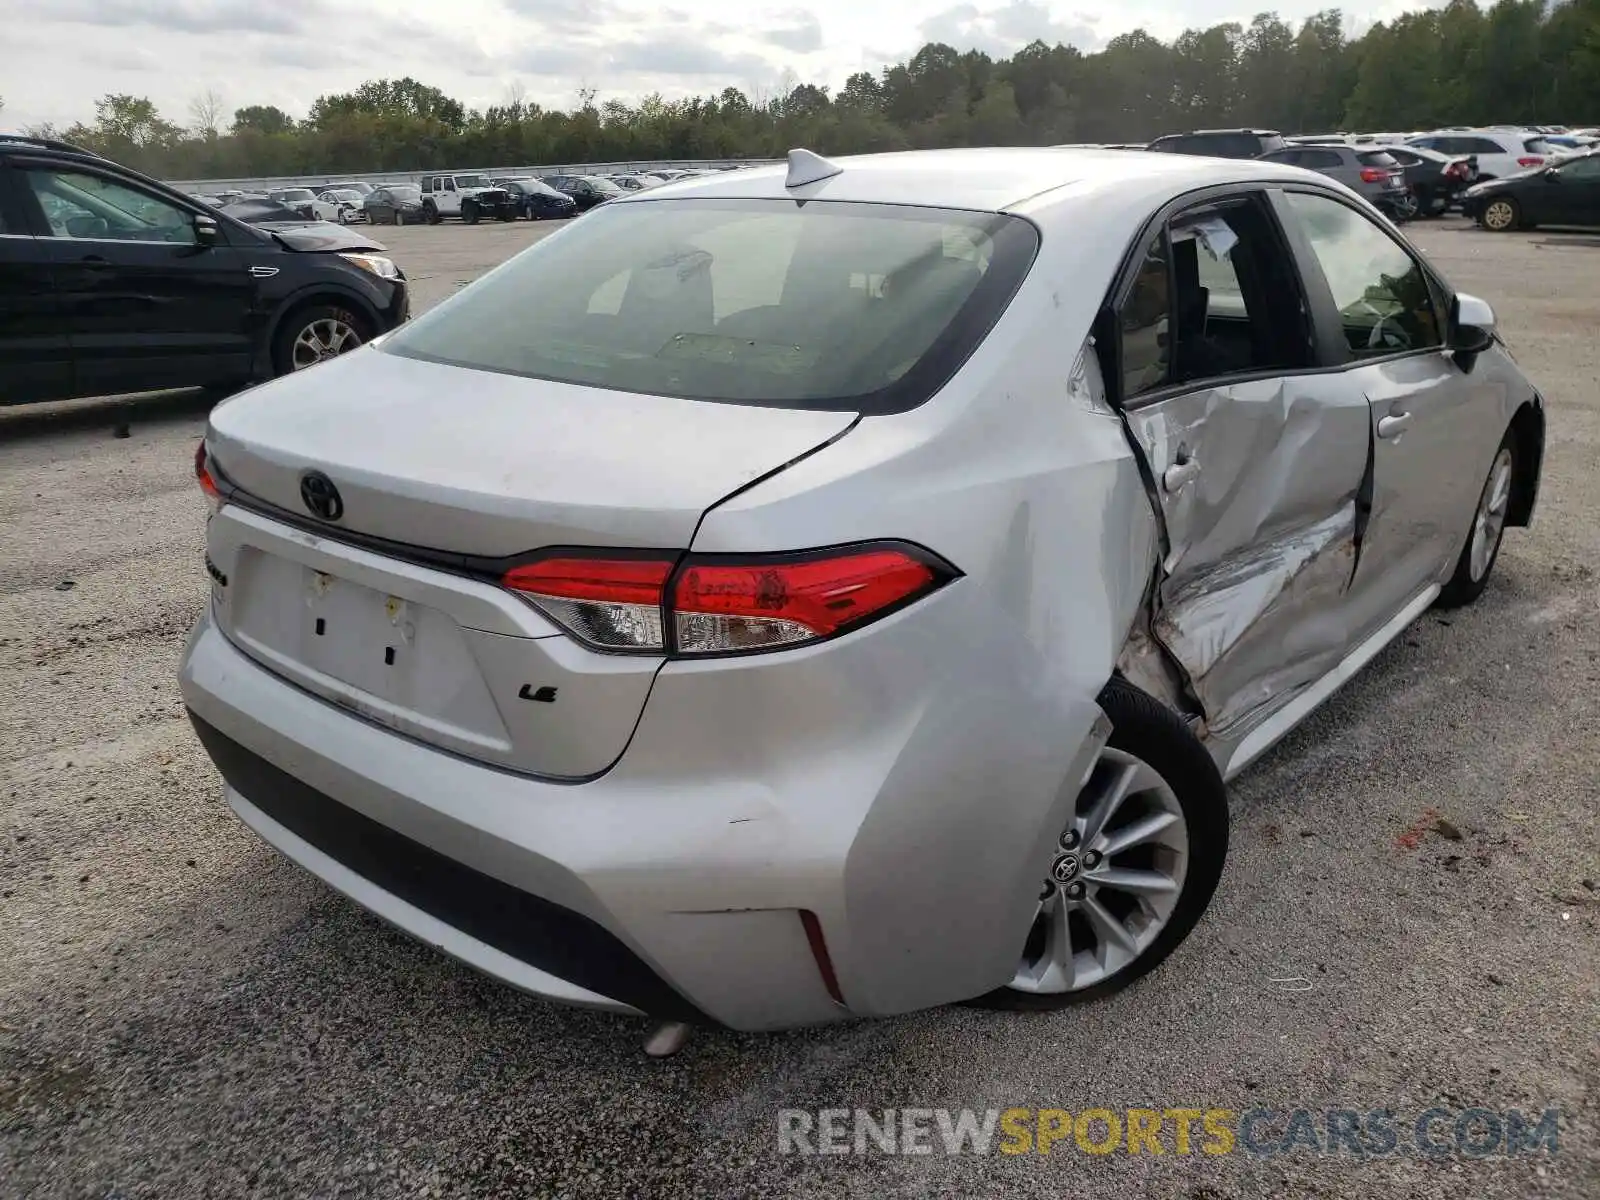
[503,544,955,657]
[194,442,222,514]
[1359,167,1388,183]
[502,556,673,651]
[1518,156,1544,167]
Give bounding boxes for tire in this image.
[271,304,372,377]
[463,199,480,225]
[1436,431,1517,609]
[970,676,1229,1010]
[393,208,404,227]
[423,201,441,226]
[1480,196,1520,232]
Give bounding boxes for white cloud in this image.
[0,0,1460,129]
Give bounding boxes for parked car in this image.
[179,146,1543,1032]
[318,189,368,223]
[0,134,408,405]
[604,174,663,191]
[1374,144,1479,215]
[1146,128,1288,158]
[268,187,343,223]
[363,184,426,225]
[417,174,516,224]
[321,181,375,197]
[1405,129,1555,183]
[540,173,625,210]
[491,177,578,219]
[1463,147,1600,230]
[1256,144,1413,215]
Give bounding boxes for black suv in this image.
[0,136,409,406]
[1146,129,1288,159]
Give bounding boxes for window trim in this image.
[1272,185,1448,368]
[1105,183,1327,411]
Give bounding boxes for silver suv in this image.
[1258,144,1412,213]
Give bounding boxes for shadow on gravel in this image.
[0,389,224,443]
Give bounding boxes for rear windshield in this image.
[383,199,1036,411]
[383,199,1038,413]
[1357,151,1400,166]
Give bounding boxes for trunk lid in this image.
[207,347,856,556]
[204,348,857,778]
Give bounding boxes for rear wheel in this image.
[1481,196,1520,231]
[970,678,1228,1010]
[393,208,405,227]
[272,304,371,376]
[1437,433,1517,608]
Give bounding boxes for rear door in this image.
[1276,189,1501,639]
[16,161,256,395]
[1114,188,1373,734]
[0,164,74,403]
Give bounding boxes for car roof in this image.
[619,146,1322,215]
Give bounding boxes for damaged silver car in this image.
[181,148,1544,1030]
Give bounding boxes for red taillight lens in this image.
[673,548,941,655]
[1359,167,1387,183]
[503,556,673,651]
[502,544,954,656]
[194,442,222,512]
[1518,156,1544,167]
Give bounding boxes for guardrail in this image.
[166,159,783,193]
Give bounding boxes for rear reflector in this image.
[1359,167,1388,183]
[502,543,955,657]
[799,910,846,1006]
[1518,156,1544,167]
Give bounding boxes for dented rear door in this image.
[1123,375,1371,734]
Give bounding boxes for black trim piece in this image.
[188,712,713,1024]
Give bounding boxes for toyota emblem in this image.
[299,471,344,522]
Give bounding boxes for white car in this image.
[417,174,516,224]
[1405,129,1556,182]
[318,189,368,223]
[267,188,343,223]
[183,147,1544,1031]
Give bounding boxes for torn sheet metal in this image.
[1155,503,1356,731]
[1122,374,1373,733]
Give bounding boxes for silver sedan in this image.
[181,147,1544,1030]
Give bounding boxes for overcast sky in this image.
[3,0,1427,131]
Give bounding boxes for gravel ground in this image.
[2,219,1597,1199]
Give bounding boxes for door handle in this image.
[78,255,111,266]
[1377,411,1412,439]
[1163,457,1201,493]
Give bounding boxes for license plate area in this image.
[228,547,511,753]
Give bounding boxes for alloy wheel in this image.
[1483,200,1516,231]
[1469,447,1514,582]
[1009,747,1190,994]
[291,318,362,370]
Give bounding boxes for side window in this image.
[1283,192,1442,357]
[1116,195,1312,399]
[1467,138,1504,155]
[445,179,458,193]
[24,169,196,243]
[1559,156,1600,179]
[1302,149,1343,168]
[1266,149,1302,165]
[1118,235,1170,398]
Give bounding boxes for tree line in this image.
[16,1,1600,181]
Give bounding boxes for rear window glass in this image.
[382,198,1039,413]
[1525,138,1554,154]
[1358,151,1399,166]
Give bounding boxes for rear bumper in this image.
[181,572,1108,1029]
